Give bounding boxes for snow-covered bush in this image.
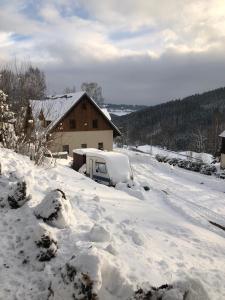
[188,161,202,172]
[156,154,217,176]
[34,189,73,228]
[177,159,189,169]
[34,223,58,261]
[50,248,101,299]
[8,180,30,209]
[167,158,179,166]
[200,164,217,175]
[155,154,168,163]
[130,278,209,300]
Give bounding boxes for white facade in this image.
[50,130,113,155]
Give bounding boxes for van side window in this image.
[95,162,107,174]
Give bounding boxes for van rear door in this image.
[93,160,110,185]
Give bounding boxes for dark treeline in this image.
[113,87,225,155]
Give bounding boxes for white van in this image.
[73,148,133,186]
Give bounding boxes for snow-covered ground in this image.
[1,147,225,299]
[108,109,134,116]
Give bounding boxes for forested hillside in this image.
[113,87,225,154]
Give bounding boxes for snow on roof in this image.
[101,108,111,120]
[29,92,118,133]
[219,130,225,138]
[30,92,85,130]
[92,151,132,184]
[73,148,103,155]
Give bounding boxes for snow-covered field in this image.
[1,147,225,299]
[108,109,134,116]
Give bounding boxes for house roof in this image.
[219,130,225,138]
[29,92,121,136]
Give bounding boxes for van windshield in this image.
[95,162,107,174]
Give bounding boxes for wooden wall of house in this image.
[54,95,112,132]
[221,138,225,154]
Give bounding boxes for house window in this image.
[62,145,69,153]
[81,143,87,148]
[98,142,103,150]
[92,119,98,128]
[95,162,107,174]
[69,119,76,129]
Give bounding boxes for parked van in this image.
[73,148,133,186]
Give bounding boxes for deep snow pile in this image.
[0,147,224,299]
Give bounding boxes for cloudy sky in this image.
[0,0,225,105]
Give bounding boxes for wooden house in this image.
[219,130,225,168]
[27,92,121,155]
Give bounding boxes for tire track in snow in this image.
[129,156,225,237]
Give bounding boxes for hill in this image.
[112,87,225,154]
[1,147,225,299]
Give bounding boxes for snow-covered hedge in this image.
[155,154,217,176]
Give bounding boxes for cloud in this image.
[0,0,225,104]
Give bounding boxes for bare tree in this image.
[0,60,46,109]
[81,82,104,106]
[63,86,76,94]
[192,128,207,152]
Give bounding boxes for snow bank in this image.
[89,223,111,242]
[115,181,148,200]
